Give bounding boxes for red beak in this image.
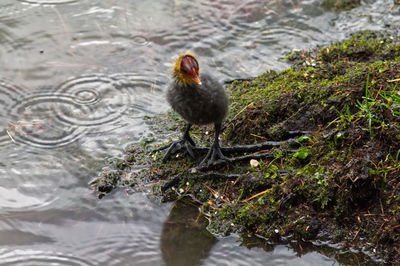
[189,69,201,85]
[193,74,202,85]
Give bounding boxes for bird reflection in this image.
[161,199,217,266]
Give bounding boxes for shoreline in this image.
[91,30,400,264]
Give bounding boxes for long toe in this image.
[199,145,231,166]
[199,147,213,166]
[159,137,196,162]
[162,142,177,162]
[184,141,195,158]
[209,148,218,166]
[216,147,231,162]
[186,134,196,147]
[155,141,173,152]
[161,141,182,162]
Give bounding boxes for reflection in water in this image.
[161,199,217,266]
[0,230,53,246]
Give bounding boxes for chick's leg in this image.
[199,123,231,166]
[156,123,196,162]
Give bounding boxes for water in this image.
[0,0,398,264]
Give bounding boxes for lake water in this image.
[0,0,398,265]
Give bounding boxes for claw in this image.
[199,142,231,166]
[199,123,231,166]
[156,123,196,162]
[184,141,195,158]
[160,138,195,162]
[156,122,231,166]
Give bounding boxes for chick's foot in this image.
[156,135,195,162]
[199,141,231,167]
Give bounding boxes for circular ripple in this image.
[72,89,99,105]
[54,73,166,127]
[54,74,133,127]
[131,34,149,46]
[0,79,27,147]
[7,93,88,148]
[0,79,26,111]
[4,72,166,149]
[0,250,94,266]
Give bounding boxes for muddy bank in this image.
[91,31,400,264]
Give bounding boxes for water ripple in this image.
[66,221,162,265]
[0,79,26,113]
[16,0,78,5]
[203,240,337,266]
[3,72,164,149]
[0,80,27,147]
[0,249,94,266]
[54,73,154,127]
[0,151,65,211]
[7,93,88,148]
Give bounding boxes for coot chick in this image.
[158,52,230,166]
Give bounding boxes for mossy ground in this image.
[91,31,400,264]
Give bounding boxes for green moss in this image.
[321,0,361,11]
[225,30,400,146]
[92,30,400,264]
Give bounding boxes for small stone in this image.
[250,159,259,167]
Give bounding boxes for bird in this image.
[157,52,230,166]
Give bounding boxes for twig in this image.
[6,130,15,143]
[287,130,313,137]
[161,172,241,192]
[352,229,360,241]
[242,188,272,202]
[192,139,300,155]
[197,173,240,181]
[196,149,298,172]
[391,224,400,230]
[379,198,385,216]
